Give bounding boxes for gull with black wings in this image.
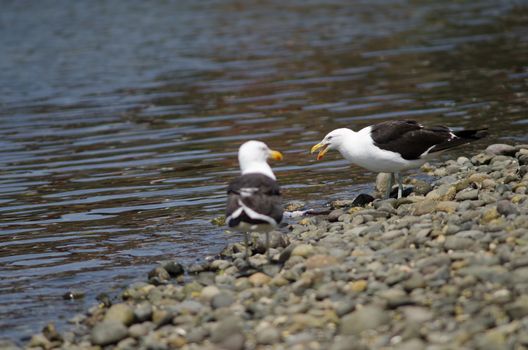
[311,120,487,199]
[226,140,283,262]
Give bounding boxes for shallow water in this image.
[1,0,527,342]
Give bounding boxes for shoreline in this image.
[17,143,528,350]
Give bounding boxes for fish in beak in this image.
[311,142,329,160]
[269,150,283,161]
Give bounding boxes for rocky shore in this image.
[16,144,528,350]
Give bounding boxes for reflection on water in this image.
[1,0,527,342]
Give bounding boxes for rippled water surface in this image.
[1,0,528,342]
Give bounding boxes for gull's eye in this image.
[327,136,333,141]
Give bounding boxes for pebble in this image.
[161,260,184,277]
[91,321,128,346]
[211,291,235,309]
[340,306,390,335]
[256,325,281,345]
[291,244,315,257]
[104,303,135,326]
[133,302,152,322]
[249,272,271,286]
[148,266,171,285]
[486,143,517,156]
[200,285,221,302]
[305,254,338,269]
[436,200,458,213]
[497,199,519,216]
[211,316,245,350]
[455,189,479,201]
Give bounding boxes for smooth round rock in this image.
[104,303,135,326]
[91,321,128,346]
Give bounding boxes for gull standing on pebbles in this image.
[311,120,487,199]
[225,140,283,262]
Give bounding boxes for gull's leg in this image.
[396,172,404,199]
[244,232,249,262]
[266,231,271,262]
[385,173,394,199]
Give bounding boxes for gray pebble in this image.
[211,316,245,350]
[486,143,517,156]
[444,237,474,250]
[340,306,390,335]
[91,321,128,346]
[497,199,519,216]
[455,189,479,201]
[211,291,235,309]
[256,326,280,345]
[133,302,152,322]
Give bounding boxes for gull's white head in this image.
[238,140,283,179]
[311,128,354,160]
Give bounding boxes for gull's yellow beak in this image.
[269,150,283,161]
[311,142,329,160]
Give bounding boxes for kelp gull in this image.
[226,140,283,262]
[311,120,487,199]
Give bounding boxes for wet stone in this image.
[148,266,171,285]
[285,200,306,211]
[161,260,184,277]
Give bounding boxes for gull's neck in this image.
[334,128,364,160]
[241,161,276,180]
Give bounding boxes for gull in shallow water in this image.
[225,140,283,262]
[311,120,487,199]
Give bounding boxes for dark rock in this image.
[161,261,184,277]
[352,193,375,206]
[42,322,62,342]
[278,244,296,264]
[96,292,112,307]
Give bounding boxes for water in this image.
[1,0,527,343]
